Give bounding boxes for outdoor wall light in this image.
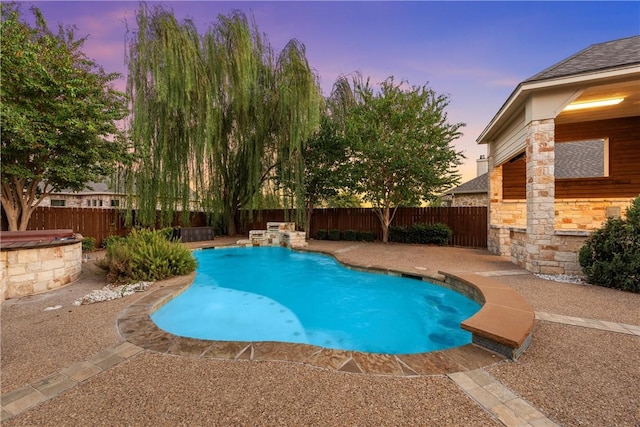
[563,97,624,111]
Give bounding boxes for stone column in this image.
[525,119,555,273]
[487,156,510,255]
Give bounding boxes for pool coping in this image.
[116,246,527,376]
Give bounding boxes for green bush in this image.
[341,229,358,241]
[102,235,124,249]
[578,195,640,292]
[157,227,176,241]
[82,236,96,252]
[315,229,328,240]
[104,228,197,284]
[327,229,341,241]
[389,223,452,245]
[359,231,376,242]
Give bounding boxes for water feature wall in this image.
[237,222,307,248]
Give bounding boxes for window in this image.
[555,138,608,179]
[50,199,66,207]
[110,199,120,207]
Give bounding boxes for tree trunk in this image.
[3,206,20,231]
[305,201,314,241]
[19,206,33,231]
[381,206,391,243]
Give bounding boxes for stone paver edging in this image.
[449,369,560,426]
[1,342,143,422]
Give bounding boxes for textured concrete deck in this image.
[2,239,639,426]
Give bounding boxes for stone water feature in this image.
[237,222,307,248]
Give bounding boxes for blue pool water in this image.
[152,246,480,354]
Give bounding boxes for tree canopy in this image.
[0,4,129,230]
[343,76,464,242]
[278,116,352,238]
[124,5,323,234]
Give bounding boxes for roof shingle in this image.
[525,35,640,83]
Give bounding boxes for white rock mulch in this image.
[72,282,152,306]
[534,273,587,285]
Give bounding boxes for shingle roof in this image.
[449,139,604,194]
[446,173,488,195]
[525,35,640,83]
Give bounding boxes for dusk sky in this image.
[21,1,640,182]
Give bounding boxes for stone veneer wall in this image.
[510,229,587,275]
[451,193,488,207]
[488,159,527,256]
[0,241,82,301]
[555,198,633,230]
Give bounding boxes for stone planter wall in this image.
[1,240,82,301]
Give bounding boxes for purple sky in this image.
[22,1,640,182]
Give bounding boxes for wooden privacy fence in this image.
[1,207,210,248]
[2,206,487,248]
[242,207,488,248]
[5,207,127,248]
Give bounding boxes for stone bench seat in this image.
[439,271,535,360]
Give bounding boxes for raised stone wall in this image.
[1,241,82,301]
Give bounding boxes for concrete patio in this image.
[2,239,639,426]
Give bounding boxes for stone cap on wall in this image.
[0,229,81,250]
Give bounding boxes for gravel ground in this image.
[2,239,639,426]
[4,353,498,426]
[487,322,640,427]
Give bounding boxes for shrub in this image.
[579,196,640,292]
[341,229,358,241]
[327,229,341,241]
[389,226,409,243]
[82,236,96,252]
[104,228,197,284]
[157,227,176,241]
[102,235,124,249]
[356,231,376,242]
[315,229,328,240]
[389,223,452,245]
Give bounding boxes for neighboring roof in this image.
[54,181,119,195]
[446,173,488,195]
[525,35,640,83]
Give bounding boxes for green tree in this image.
[324,192,362,208]
[0,4,129,230]
[345,77,464,242]
[124,6,322,235]
[280,116,351,239]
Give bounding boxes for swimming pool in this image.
[151,246,481,354]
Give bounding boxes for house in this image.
[39,181,124,209]
[443,156,489,207]
[477,35,640,275]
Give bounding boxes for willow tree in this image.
[124,5,322,234]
